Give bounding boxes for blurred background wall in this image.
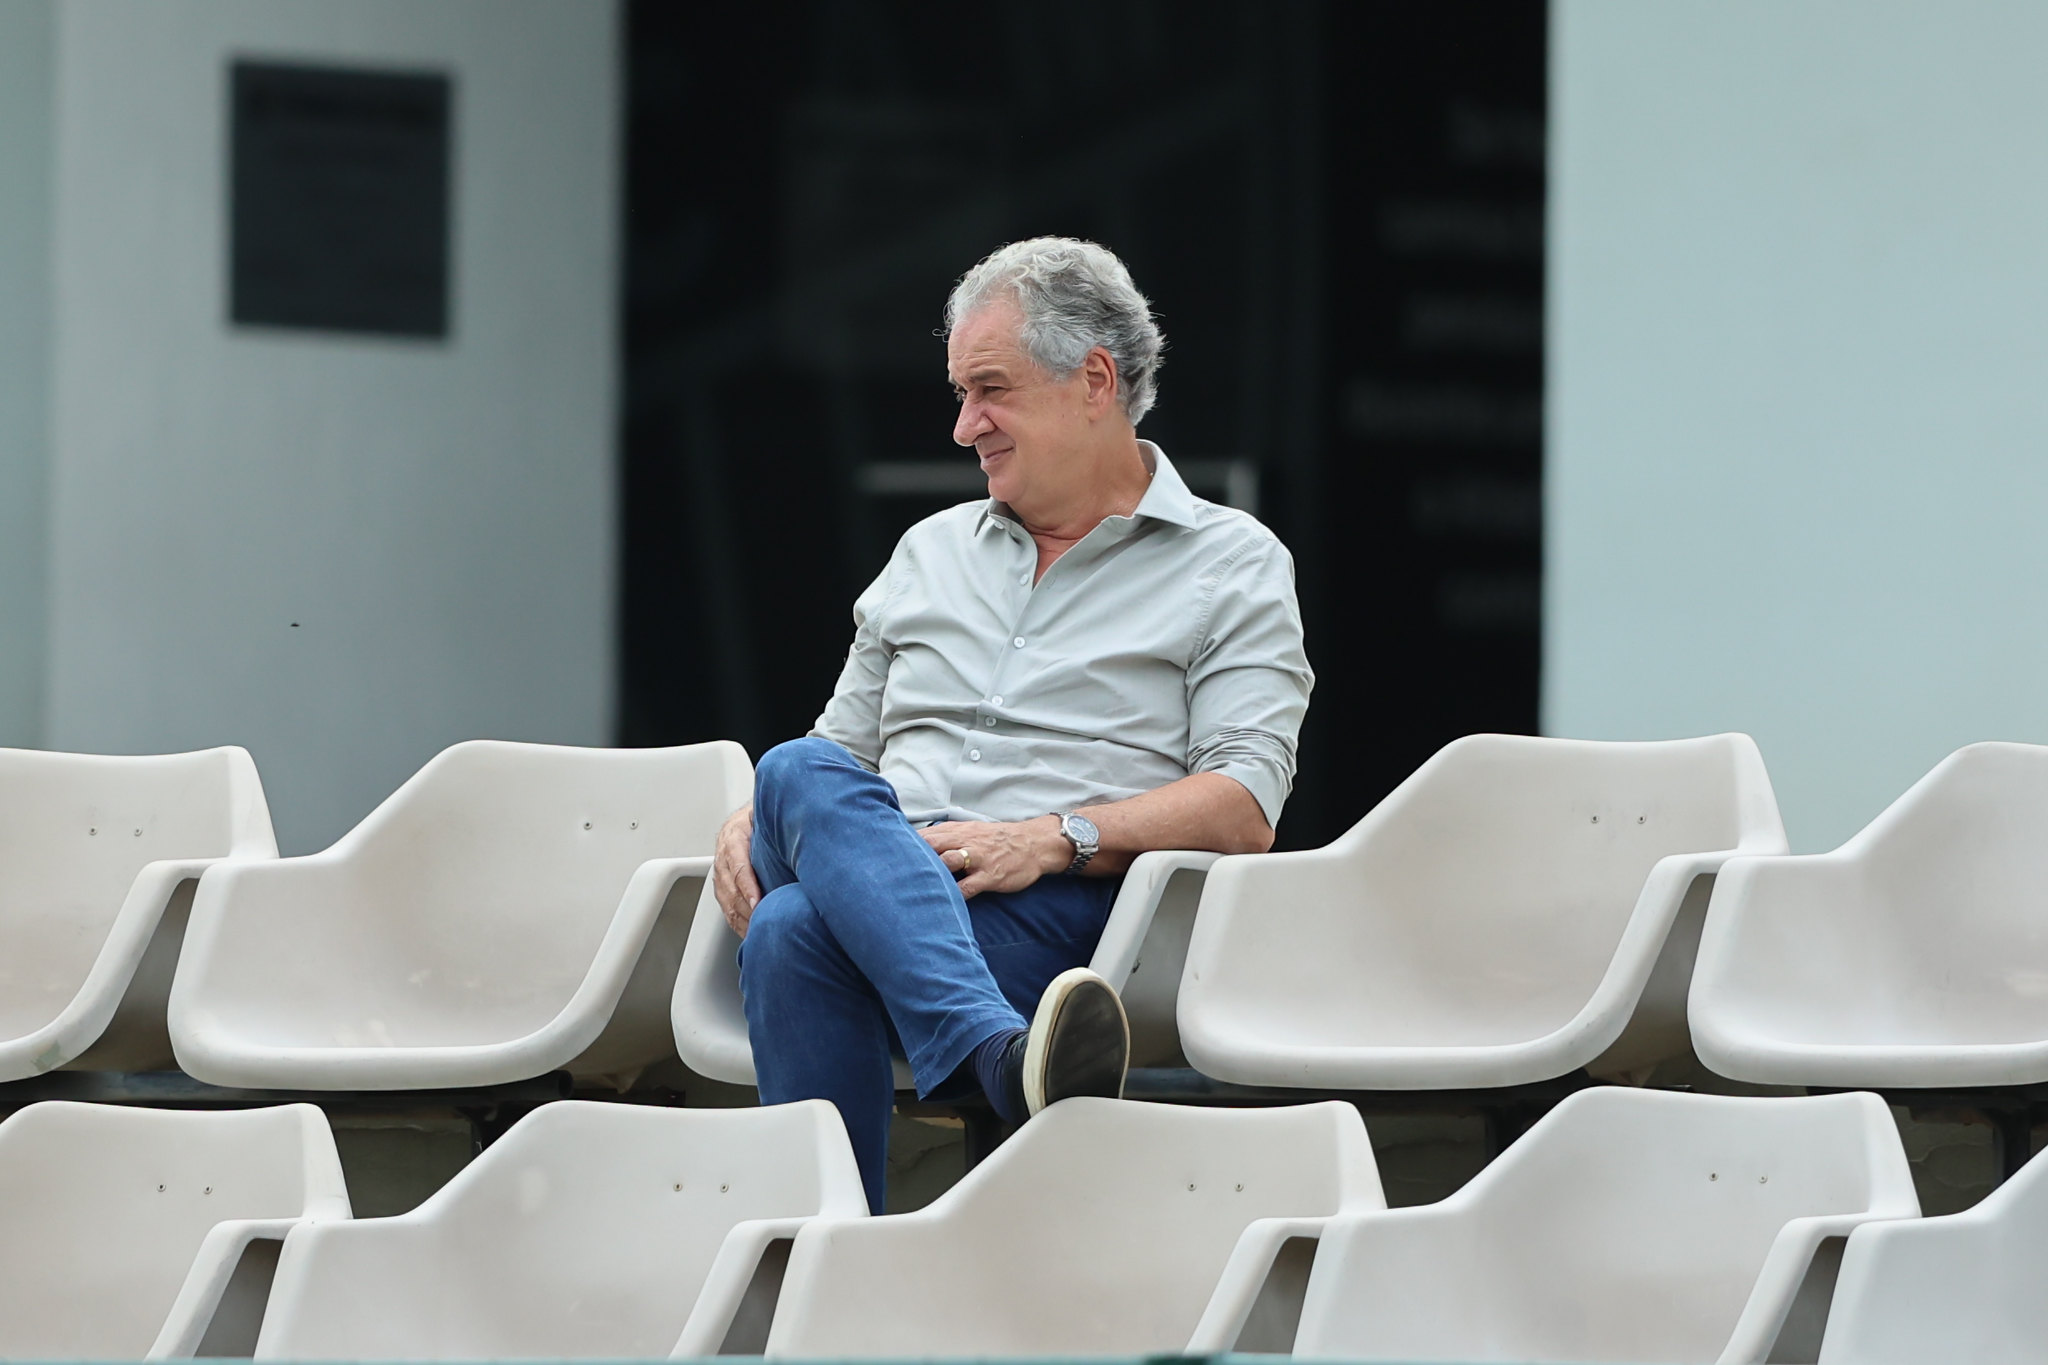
[0,1,54,753]
[1547,0,2048,849]
[4,0,618,853]
[8,0,2043,856]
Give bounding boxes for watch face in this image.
[1064,813,1100,849]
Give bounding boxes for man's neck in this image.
[1013,435,1153,547]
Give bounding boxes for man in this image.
[712,237,1312,1211]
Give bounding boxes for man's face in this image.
[948,299,1092,510]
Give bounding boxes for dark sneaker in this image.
[1022,967,1130,1115]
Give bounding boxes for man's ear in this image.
[1081,346,1121,417]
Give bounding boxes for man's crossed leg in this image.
[737,737,1130,1210]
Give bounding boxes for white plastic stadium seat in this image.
[170,740,752,1090]
[0,1101,348,1359]
[1276,1089,1917,1364]
[0,746,275,1081]
[750,1097,1383,1359]
[258,1099,864,1360]
[1818,1144,2048,1365]
[1693,742,2048,1088]
[674,849,1221,1087]
[1179,733,1786,1089]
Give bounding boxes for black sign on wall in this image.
[229,60,452,338]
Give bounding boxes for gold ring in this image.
[958,848,972,873]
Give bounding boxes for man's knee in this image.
[739,883,829,986]
[755,737,886,823]
[755,737,852,802]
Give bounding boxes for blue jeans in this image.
[738,737,1119,1211]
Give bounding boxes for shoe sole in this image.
[1022,967,1130,1115]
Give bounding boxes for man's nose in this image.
[953,398,989,448]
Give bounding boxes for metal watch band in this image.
[1057,811,1099,874]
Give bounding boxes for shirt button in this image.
[984,716,996,727]
[1013,637,1026,649]
[1019,573,1030,585]
[969,749,982,761]
[991,695,1004,706]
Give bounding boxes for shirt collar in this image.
[977,440,1201,536]
[1130,441,1201,530]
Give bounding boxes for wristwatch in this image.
[1056,811,1100,874]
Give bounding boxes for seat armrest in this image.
[1638,847,1747,920]
[620,856,718,918]
[1577,847,1751,1072]
[98,857,222,995]
[673,874,758,1085]
[128,858,226,905]
[1090,850,1224,1066]
[8,858,222,1079]
[550,855,718,1038]
[1088,849,1223,987]
[670,1216,821,1358]
[1719,1210,1916,1364]
[1185,1215,1332,1354]
[147,1216,306,1358]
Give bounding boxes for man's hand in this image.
[713,803,761,937]
[919,816,1070,899]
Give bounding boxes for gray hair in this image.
[944,237,1166,424]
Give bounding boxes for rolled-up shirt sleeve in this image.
[808,562,895,773]
[1184,538,1314,828]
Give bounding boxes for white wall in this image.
[1546,0,2048,850]
[0,0,53,749]
[42,0,618,852]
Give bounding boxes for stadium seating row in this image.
[7,733,2048,1096]
[3,1089,2042,1363]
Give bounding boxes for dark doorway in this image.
[620,2,1545,849]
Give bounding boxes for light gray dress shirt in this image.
[810,443,1313,829]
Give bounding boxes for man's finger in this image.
[737,863,762,908]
